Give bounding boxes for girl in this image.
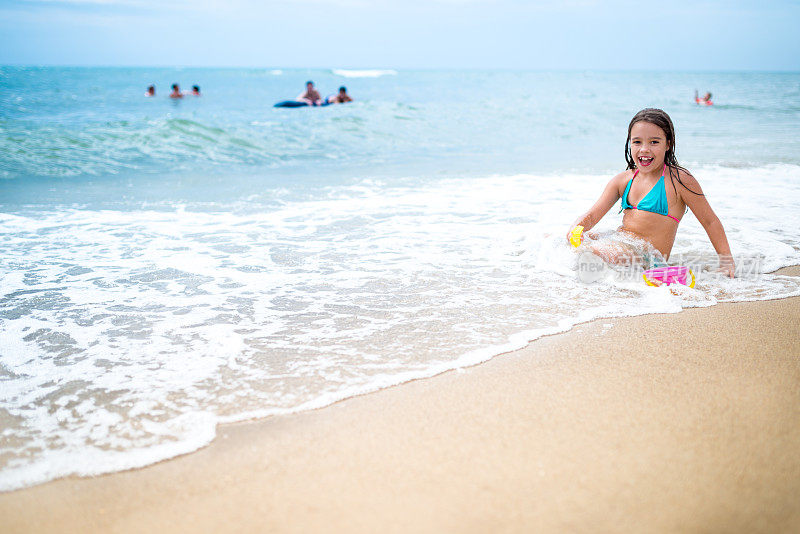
[567,108,735,277]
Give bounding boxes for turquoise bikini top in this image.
[619,164,680,222]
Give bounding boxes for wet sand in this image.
[3,268,800,533]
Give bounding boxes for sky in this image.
[1,0,799,70]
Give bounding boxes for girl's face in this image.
[629,121,669,171]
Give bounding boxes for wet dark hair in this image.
[306,81,314,86]
[172,83,179,91]
[625,108,703,197]
[192,85,200,92]
[339,86,347,92]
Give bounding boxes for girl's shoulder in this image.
[673,165,695,179]
[609,168,635,189]
[668,165,701,187]
[667,166,706,199]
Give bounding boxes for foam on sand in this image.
[3,295,799,532]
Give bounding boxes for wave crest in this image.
[332,69,397,78]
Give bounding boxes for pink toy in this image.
[643,266,696,288]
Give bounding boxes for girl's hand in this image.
[718,255,735,278]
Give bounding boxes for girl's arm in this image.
[677,172,735,278]
[566,173,624,242]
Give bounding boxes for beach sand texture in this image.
[2,269,799,534]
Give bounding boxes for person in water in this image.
[695,90,712,105]
[327,86,353,104]
[297,81,322,105]
[567,108,734,277]
[170,83,183,99]
[191,85,201,96]
[145,85,155,97]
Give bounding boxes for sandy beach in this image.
[3,267,799,533]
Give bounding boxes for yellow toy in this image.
[569,225,584,248]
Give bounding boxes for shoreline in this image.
[3,267,799,495]
[2,267,800,532]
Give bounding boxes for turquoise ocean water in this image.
[2,67,800,490]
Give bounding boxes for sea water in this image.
[2,67,800,491]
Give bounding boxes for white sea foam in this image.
[1,165,800,492]
[332,69,398,78]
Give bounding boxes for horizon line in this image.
[3,64,800,74]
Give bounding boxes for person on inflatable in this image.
[566,108,734,279]
[326,86,353,104]
[695,90,713,105]
[297,81,323,106]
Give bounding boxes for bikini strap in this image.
[662,164,679,222]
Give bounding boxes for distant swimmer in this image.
[326,86,353,104]
[695,90,713,106]
[297,81,322,106]
[170,83,184,99]
[145,85,155,97]
[191,85,201,96]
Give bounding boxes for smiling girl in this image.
[567,108,735,277]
